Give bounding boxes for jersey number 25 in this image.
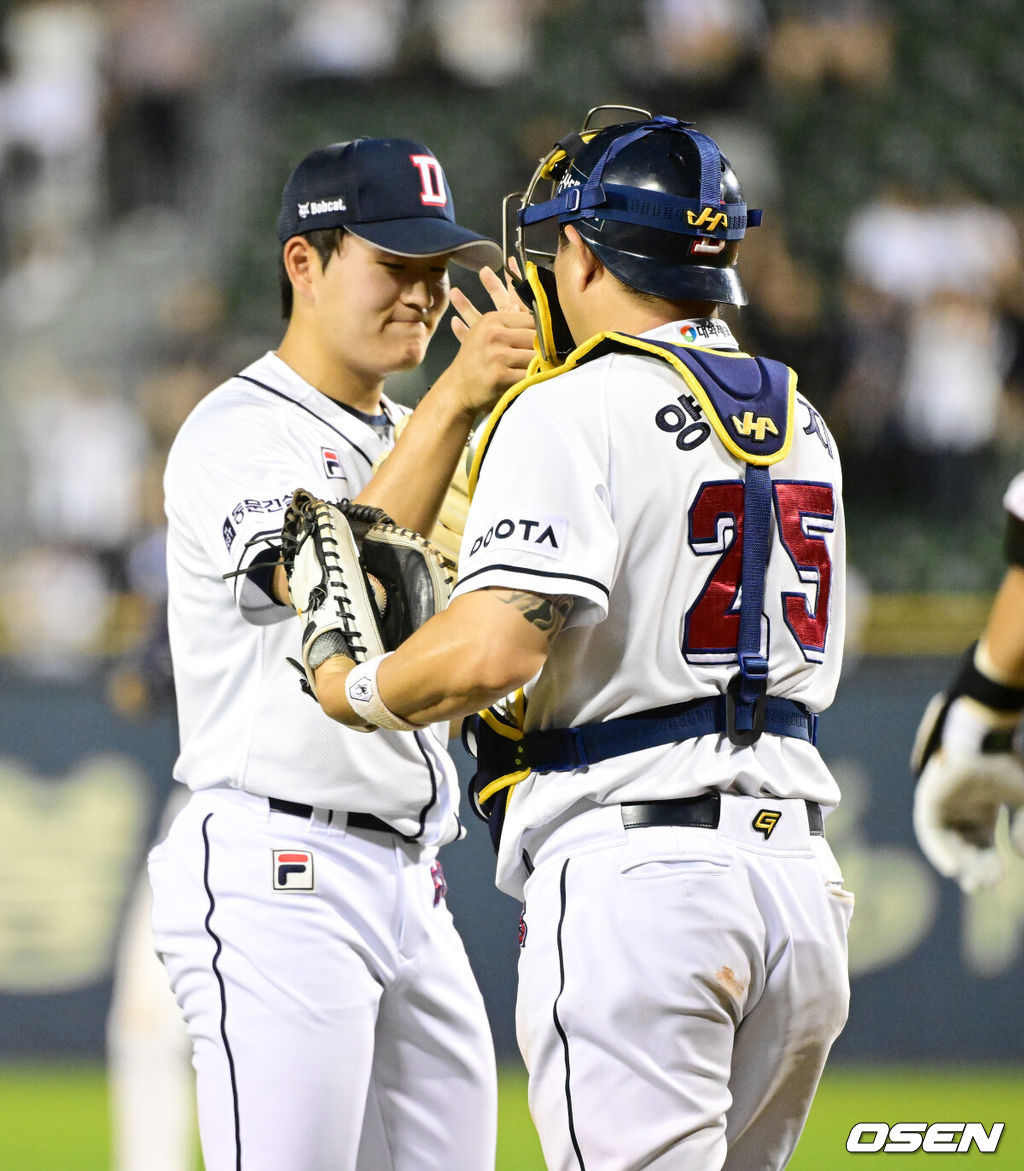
[684,478,835,665]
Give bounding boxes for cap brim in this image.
[348,219,502,271]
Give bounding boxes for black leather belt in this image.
[268,797,396,834]
[620,792,824,835]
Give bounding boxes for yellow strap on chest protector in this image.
[474,689,530,806]
[468,328,797,496]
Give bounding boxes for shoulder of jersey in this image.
[521,352,620,401]
[169,373,286,458]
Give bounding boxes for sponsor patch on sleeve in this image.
[467,514,568,561]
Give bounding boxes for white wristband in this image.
[345,653,420,731]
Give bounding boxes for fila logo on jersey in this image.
[273,850,315,892]
[752,810,781,839]
[468,515,567,561]
[732,411,779,442]
[321,447,345,479]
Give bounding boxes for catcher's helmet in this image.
[509,109,761,315]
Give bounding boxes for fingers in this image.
[479,265,510,310]
[450,285,481,328]
[453,266,530,324]
[450,308,535,353]
[450,315,468,343]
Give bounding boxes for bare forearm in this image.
[315,606,542,726]
[354,382,475,534]
[313,589,572,728]
[979,565,1024,685]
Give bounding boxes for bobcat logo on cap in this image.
[298,197,348,219]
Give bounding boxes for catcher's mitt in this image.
[281,489,453,700]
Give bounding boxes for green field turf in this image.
[1,1061,1020,1168]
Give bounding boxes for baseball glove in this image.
[281,489,453,699]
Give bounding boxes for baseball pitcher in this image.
[149,137,535,1171]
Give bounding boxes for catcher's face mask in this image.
[504,106,762,367]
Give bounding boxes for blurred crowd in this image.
[0,0,1023,679]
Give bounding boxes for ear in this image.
[562,223,602,291]
[282,236,317,300]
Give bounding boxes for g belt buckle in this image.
[726,669,767,747]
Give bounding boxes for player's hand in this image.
[443,265,535,416]
[912,693,1024,892]
[312,653,373,728]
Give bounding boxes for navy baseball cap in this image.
[276,137,502,270]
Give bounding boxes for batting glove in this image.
[911,645,1024,893]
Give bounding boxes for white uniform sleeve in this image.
[166,396,315,626]
[453,391,616,627]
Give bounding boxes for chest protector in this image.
[464,331,799,851]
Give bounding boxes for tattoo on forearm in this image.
[498,591,574,640]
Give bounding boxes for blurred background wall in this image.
[1,0,1023,1065]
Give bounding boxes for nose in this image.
[403,277,436,313]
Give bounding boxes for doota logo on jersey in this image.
[468,513,568,561]
[273,849,315,892]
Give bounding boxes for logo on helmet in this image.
[687,207,729,233]
[691,237,727,256]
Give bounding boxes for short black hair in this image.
[559,224,717,316]
[278,226,347,319]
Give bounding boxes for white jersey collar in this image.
[247,351,402,433]
[641,317,740,351]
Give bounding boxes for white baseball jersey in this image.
[155,351,496,1171]
[453,318,846,897]
[164,351,460,845]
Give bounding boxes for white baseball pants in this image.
[148,788,497,1171]
[516,795,854,1170]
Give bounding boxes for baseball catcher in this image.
[281,490,453,710]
